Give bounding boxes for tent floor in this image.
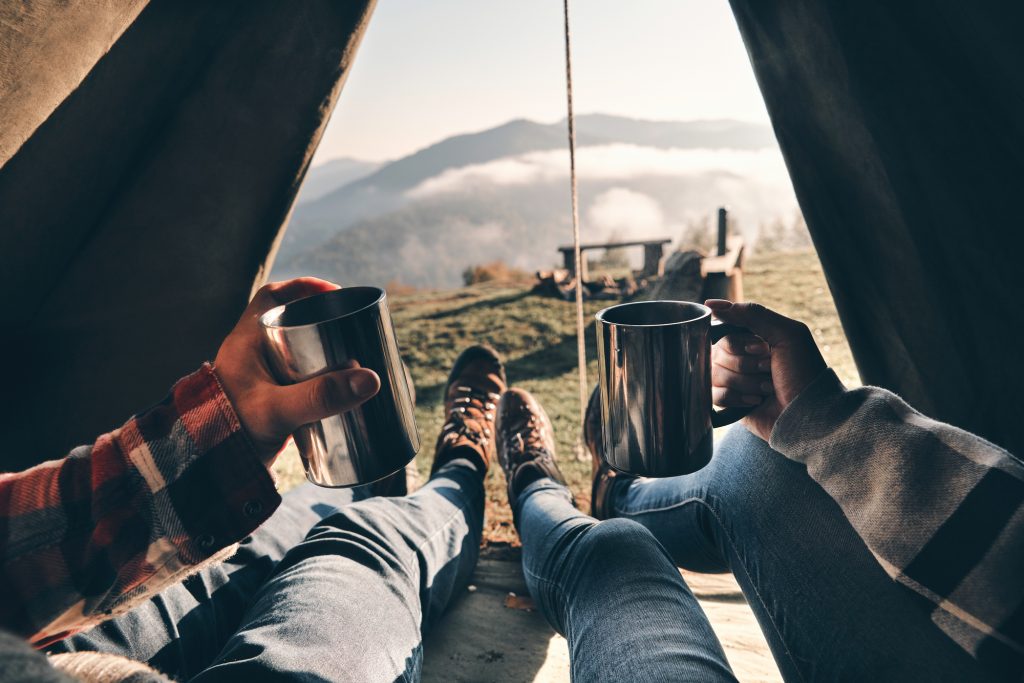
[422,548,781,682]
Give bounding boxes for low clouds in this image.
[286,143,805,288]
[407,144,793,196]
[587,187,666,240]
[406,144,800,245]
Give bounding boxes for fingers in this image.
[713,363,772,393]
[705,300,805,346]
[716,333,770,359]
[227,278,342,341]
[712,385,765,407]
[706,299,827,411]
[713,329,770,375]
[714,348,771,374]
[712,362,773,411]
[269,368,381,431]
[265,277,340,304]
[248,278,341,318]
[709,305,775,410]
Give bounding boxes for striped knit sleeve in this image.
[0,364,281,647]
[770,368,1024,670]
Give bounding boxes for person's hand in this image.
[705,300,827,441]
[214,278,381,467]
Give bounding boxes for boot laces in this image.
[440,386,499,447]
[503,409,550,465]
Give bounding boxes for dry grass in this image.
[462,260,534,286]
[272,248,858,544]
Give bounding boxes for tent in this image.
[1,0,1021,470]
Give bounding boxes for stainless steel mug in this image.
[595,300,754,477]
[260,286,419,487]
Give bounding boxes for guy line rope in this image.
[562,0,589,460]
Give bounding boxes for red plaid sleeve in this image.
[0,364,281,647]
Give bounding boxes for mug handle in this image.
[709,322,759,428]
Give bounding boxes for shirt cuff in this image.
[119,363,281,564]
[768,367,848,462]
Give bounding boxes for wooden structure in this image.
[702,208,745,301]
[643,237,745,304]
[702,235,745,302]
[581,209,744,304]
[557,238,672,281]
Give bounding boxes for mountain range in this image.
[273,115,796,288]
[295,157,383,204]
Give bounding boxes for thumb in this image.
[271,368,381,430]
[705,300,804,346]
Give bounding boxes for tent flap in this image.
[730,0,1024,454]
[0,0,375,468]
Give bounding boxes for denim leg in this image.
[612,425,999,682]
[191,458,485,683]
[47,482,370,679]
[515,478,737,683]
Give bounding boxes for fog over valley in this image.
[274,115,802,288]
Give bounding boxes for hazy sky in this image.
[313,0,770,163]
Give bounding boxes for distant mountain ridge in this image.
[303,116,773,214]
[277,115,776,265]
[273,115,792,288]
[562,114,777,150]
[297,157,383,204]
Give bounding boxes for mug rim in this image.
[260,285,386,330]
[595,299,710,328]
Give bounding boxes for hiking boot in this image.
[584,385,631,519]
[496,388,569,509]
[432,345,506,475]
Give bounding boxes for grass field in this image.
[272,248,858,544]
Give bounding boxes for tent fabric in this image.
[0,1,147,166]
[0,1,375,469]
[730,0,1024,456]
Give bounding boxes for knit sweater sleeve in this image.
[769,369,1024,665]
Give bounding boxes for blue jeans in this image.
[50,432,1001,681]
[516,426,1000,682]
[50,456,485,681]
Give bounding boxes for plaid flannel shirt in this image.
[771,369,1024,672]
[0,363,281,648]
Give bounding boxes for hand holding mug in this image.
[259,285,419,487]
[596,300,758,478]
[214,278,382,467]
[706,300,827,441]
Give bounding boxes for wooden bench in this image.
[556,238,673,281]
